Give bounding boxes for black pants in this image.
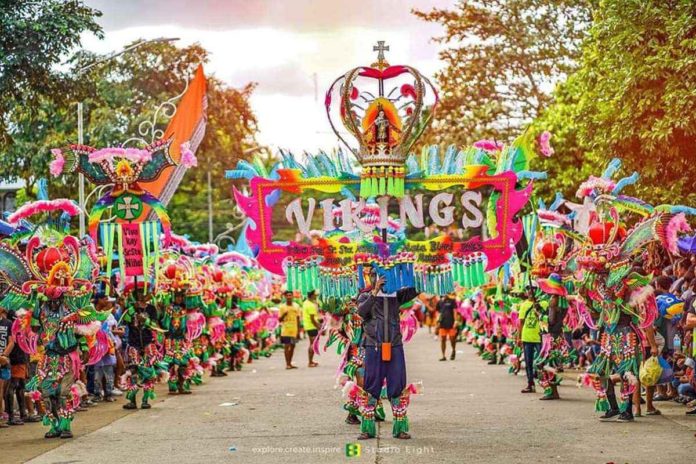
[5,377,26,417]
[523,342,540,386]
[606,378,633,414]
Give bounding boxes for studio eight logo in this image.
[345,443,361,457]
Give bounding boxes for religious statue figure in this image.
[364,105,401,152]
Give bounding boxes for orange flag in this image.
[144,64,208,212]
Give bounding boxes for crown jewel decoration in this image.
[325,41,438,198]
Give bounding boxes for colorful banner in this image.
[234,166,532,277]
[122,223,144,276]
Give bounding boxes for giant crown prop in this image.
[325,41,438,198]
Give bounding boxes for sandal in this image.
[395,432,411,439]
[357,432,374,440]
[646,409,661,415]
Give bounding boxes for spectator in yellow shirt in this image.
[303,291,321,368]
[279,290,301,369]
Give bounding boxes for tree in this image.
[414,0,593,147]
[0,0,102,191]
[4,38,261,243]
[535,0,696,205]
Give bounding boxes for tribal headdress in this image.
[0,200,98,308]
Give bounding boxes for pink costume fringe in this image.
[70,384,82,409]
[473,139,504,152]
[85,330,110,366]
[207,317,226,344]
[400,309,418,342]
[186,311,206,341]
[537,131,554,157]
[629,286,657,329]
[570,297,597,331]
[537,209,570,226]
[576,176,616,199]
[538,333,553,359]
[69,350,83,378]
[180,141,198,168]
[11,311,38,355]
[49,149,65,177]
[664,213,691,255]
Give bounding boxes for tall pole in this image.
[77,102,86,237]
[207,169,213,243]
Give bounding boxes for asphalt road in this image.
[8,329,695,464]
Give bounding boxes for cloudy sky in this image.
[82,0,453,153]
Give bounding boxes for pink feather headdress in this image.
[576,176,616,199]
[473,139,504,152]
[88,147,152,164]
[7,199,81,225]
[538,209,571,226]
[216,251,253,268]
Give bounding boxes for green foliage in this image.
[2,33,260,243]
[80,41,261,243]
[537,0,696,205]
[0,0,102,191]
[414,0,594,147]
[0,0,102,111]
[530,76,599,202]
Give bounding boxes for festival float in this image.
[228,42,552,301]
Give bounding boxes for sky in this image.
[81,0,453,154]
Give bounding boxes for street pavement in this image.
[10,329,695,464]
